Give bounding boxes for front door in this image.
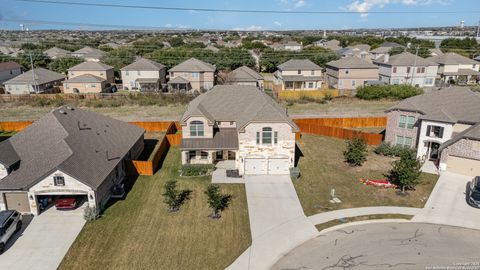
[228,151,236,160]
[216,151,223,160]
[429,142,440,160]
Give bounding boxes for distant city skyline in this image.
[0,0,479,31]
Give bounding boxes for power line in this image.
[17,0,480,15]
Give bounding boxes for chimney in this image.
[384,53,390,63]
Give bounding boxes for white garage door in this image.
[447,156,480,177]
[245,158,267,175]
[268,158,290,175]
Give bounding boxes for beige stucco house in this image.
[67,61,115,84]
[63,74,108,93]
[180,85,299,175]
[0,106,145,215]
[325,57,379,91]
[384,87,480,176]
[120,58,167,92]
[225,66,264,89]
[168,58,216,93]
[274,59,323,91]
[3,67,65,94]
[428,52,480,85]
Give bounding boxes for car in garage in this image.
[468,176,480,208]
[0,210,22,254]
[55,196,81,210]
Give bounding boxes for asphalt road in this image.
[273,222,480,270]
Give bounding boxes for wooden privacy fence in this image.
[294,117,387,128]
[277,89,340,100]
[296,122,383,145]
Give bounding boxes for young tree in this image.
[162,180,191,212]
[343,137,368,166]
[48,57,83,74]
[388,149,422,193]
[204,184,232,219]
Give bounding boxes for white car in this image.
[0,210,22,254]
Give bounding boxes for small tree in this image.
[343,138,368,166]
[162,180,191,212]
[388,149,422,193]
[205,184,232,219]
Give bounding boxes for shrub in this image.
[343,137,368,166]
[181,164,216,176]
[83,206,97,221]
[204,184,232,219]
[374,142,414,157]
[356,85,423,100]
[162,180,192,212]
[388,150,422,193]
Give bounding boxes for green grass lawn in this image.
[59,147,251,270]
[294,134,439,216]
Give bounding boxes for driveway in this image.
[273,222,480,270]
[413,171,480,230]
[227,175,318,270]
[0,205,86,270]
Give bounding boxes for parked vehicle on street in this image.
[468,176,480,208]
[55,197,79,210]
[0,210,22,254]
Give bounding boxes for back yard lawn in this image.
[59,147,251,270]
[294,134,439,216]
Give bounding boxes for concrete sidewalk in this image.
[226,175,318,270]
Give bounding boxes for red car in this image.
[54,197,78,210]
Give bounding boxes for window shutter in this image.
[439,127,444,138]
[426,125,431,136]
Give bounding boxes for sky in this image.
[0,0,479,31]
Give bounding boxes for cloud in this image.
[294,0,306,7]
[273,21,282,27]
[231,25,264,31]
[342,0,451,17]
[164,23,172,27]
[279,0,307,9]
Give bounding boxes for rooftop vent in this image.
[66,106,74,111]
[59,110,67,115]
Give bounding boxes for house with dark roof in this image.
[385,87,480,176]
[0,106,145,215]
[3,67,65,94]
[274,59,323,91]
[168,58,216,93]
[325,57,379,91]
[374,52,438,87]
[120,58,167,92]
[0,61,23,84]
[427,52,480,85]
[180,85,298,175]
[225,66,264,88]
[70,46,105,62]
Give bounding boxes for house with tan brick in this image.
[427,52,480,85]
[385,87,480,176]
[63,74,108,94]
[168,58,216,93]
[273,59,323,91]
[325,57,379,92]
[180,85,298,175]
[67,61,115,84]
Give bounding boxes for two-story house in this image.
[121,58,167,92]
[374,52,438,87]
[428,52,480,85]
[64,61,114,93]
[274,59,323,91]
[384,87,480,176]
[180,85,299,175]
[0,61,23,85]
[325,57,379,91]
[3,68,65,94]
[225,66,264,89]
[168,58,216,93]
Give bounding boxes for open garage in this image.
[447,156,480,177]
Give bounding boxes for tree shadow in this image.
[294,143,304,167]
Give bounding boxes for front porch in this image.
[168,76,192,92]
[182,149,237,165]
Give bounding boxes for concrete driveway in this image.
[273,222,480,270]
[413,172,480,230]
[0,205,86,270]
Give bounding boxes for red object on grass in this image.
[360,179,397,189]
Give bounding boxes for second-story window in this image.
[406,67,411,74]
[262,127,272,144]
[190,121,204,137]
[398,115,415,129]
[417,67,425,73]
[297,70,301,75]
[392,67,397,73]
[310,70,314,75]
[427,125,444,138]
[192,72,199,78]
[54,175,65,186]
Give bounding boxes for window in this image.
[200,151,208,160]
[189,151,196,160]
[310,70,314,75]
[406,116,415,129]
[392,79,400,85]
[262,127,272,144]
[297,70,301,75]
[190,121,204,137]
[392,67,397,73]
[256,132,260,144]
[285,81,294,89]
[54,175,65,186]
[406,67,411,74]
[125,71,129,76]
[427,125,444,138]
[10,70,13,75]
[351,80,356,87]
[170,72,174,77]
[396,135,412,148]
[345,69,350,74]
[274,131,278,144]
[473,64,477,69]
[137,71,141,76]
[424,78,434,85]
[192,72,199,78]
[308,82,314,88]
[398,115,407,128]
[417,67,425,73]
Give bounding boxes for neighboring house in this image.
[43,47,70,59]
[283,41,302,51]
[225,66,264,88]
[120,58,167,92]
[67,61,115,84]
[325,57,379,90]
[274,59,323,91]
[373,52,438,87]
[3,68,65,94]
[70,46,106,62]
[180,85,298,175]
[474,55,480,62]
[429,48,444,57]
[0,61,23,84]
[428,52,480,85]
[63,74,108,94]
[0,106,145,215]
[0,46,23,57]
[370,42,405,60]
[314,39,341,51]
[338,47,371,61]
[384,87,480,176]
[168,58,216,92]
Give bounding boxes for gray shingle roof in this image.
[278,59,321,71]
[44,47,70,58]
[379,42,404,48]
[227,66,263,82]
[0,61,23,72]
[181,128,238,150]
[3,68,65,85]
[72,46,105,59]
[326,57,378,69]
[386,87,480,124]
[428,52,478,65]
[0,141,20,168]
[181,85,298,132]
[0,106,145,191]
[374,52,437,66]
[121,58,166,71]
[68,61,113,71]
[168,58,216,72]
[64,74,106,83]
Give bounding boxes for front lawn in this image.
[59,147,251,270]
[294,134,439,216]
